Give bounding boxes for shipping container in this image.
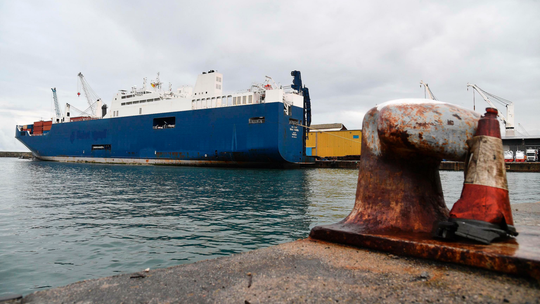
[21,124,33,132]
[33,125,43,135]
[306,130,362,158]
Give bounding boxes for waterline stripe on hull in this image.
[37,156,313,167]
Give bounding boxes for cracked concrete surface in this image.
[22,203,540,303]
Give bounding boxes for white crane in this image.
[419,80,437,100]
[518,123,530,136]
[77,72,102,118]
[467,83,515,137]
[51,87,62,123]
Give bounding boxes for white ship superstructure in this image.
[108,70,304,119]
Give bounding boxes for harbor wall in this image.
[439,161,540,172]
[312,159,540,172]
[0,151,32,158]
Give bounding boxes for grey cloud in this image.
[1,0,539,151]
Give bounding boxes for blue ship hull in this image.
[16,103,311,167]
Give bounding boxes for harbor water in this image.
[1,158,539,296]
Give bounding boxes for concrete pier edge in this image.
[14,202,540,303]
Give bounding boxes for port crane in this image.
[518,123,530,136]
[77,72,102,118]
[420,80,437,100]
[51,87,62,123]
[467,84,515,136]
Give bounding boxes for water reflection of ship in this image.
[22,163,313,248]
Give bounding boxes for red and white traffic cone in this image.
[433,108,518,244]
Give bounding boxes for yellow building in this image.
[306,123,362,158]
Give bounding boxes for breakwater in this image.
[0,151,32,158]
[313,159,540,172]
[439,161,540,172]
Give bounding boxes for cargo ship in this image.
[15,70,313,167]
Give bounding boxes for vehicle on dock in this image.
[15,70,314,167]
[526,149,538,162]
[504,150,514,162]
[515,150,526,162]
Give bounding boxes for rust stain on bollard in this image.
[310,99,540,279]
[345,100,480,233]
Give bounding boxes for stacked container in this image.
[33,121,43,135]
[32,120,52,135]
[21,125,34,133]
[43,121,52,134]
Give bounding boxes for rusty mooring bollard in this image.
[311,99,480,235]
[309,100,540,279]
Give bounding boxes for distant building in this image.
[306,123,361,159]
[502,135,540,152]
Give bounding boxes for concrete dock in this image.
[15,202,540,303]
[312,159,540,172]
[0,152,32,158]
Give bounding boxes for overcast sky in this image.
[1,0,539,151]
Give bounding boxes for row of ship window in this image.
[191,95,255,109]
[119,95,253,108]
[115,94,257,116]
[120,98,160,106]
[121,92,151,99]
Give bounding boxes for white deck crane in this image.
[77,72,102,118]
[51,87,62,123]
[467,83,515,137]
[420,80,437,100]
